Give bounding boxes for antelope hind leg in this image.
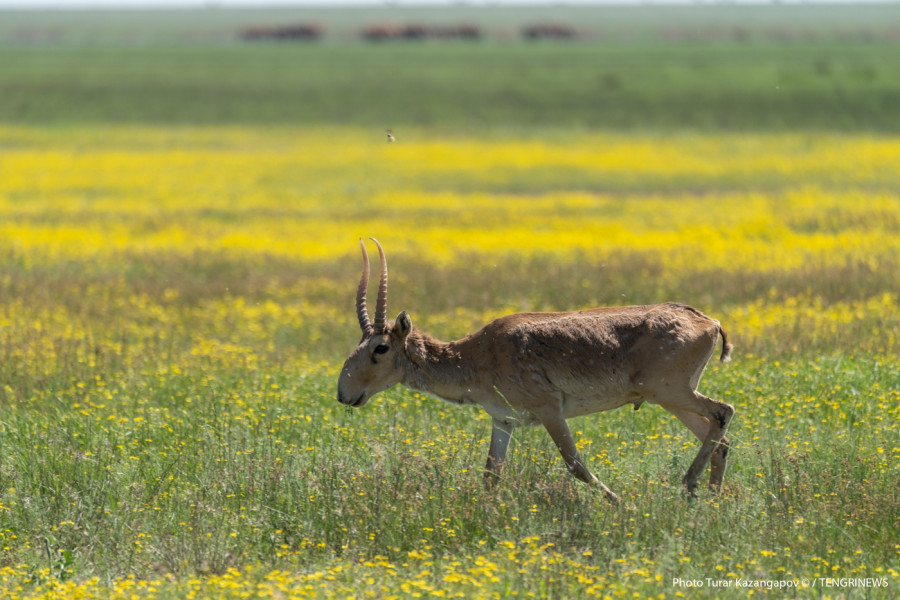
[680,394,734,496]
[709,435,730,488]
[670,408,732,491]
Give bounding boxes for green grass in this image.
[1,5,899,597]
[2,25,900,130]
[3,5,900,131]
[0,169,898,596]
[1,354,897,597]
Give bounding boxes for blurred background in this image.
[2,1,900,131]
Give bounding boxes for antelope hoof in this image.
[682,482,699,501]
[602,487,620,506]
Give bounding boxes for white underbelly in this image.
[476,374,639,426]
[556,373,637,419]
[561,390,640,419]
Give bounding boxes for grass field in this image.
[1,5,899,599]
[2,6,900,131]
[4,42,900,131]
[1,126,898,599]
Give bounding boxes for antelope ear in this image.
[394,311,412,340]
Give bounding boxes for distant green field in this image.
[2,5,900,130]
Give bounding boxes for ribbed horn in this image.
[356,238,374,337]
[370,237,388,333]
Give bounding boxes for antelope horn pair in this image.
[356,238,388,337]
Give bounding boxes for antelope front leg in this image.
[483,418,513,487]
[536,405,619,505]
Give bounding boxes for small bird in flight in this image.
[385,129,395,143]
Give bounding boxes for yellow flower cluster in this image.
[7,547,893,600]
[1,125,898,599]
[2,126,898,265]
[2,125,897,359]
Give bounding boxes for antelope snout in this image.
[337,388,368,408]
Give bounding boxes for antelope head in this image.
[337,238,412,407]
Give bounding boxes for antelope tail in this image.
[719,327,734,363]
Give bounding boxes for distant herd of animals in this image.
[239,22,576,43]
[237,22,899,44]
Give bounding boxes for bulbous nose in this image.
[337,387,351,405]
[337,386,365,407]
[338,391,366,407]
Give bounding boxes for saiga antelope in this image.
[337,239,735,504]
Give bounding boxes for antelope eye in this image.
[373,344,390,355]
